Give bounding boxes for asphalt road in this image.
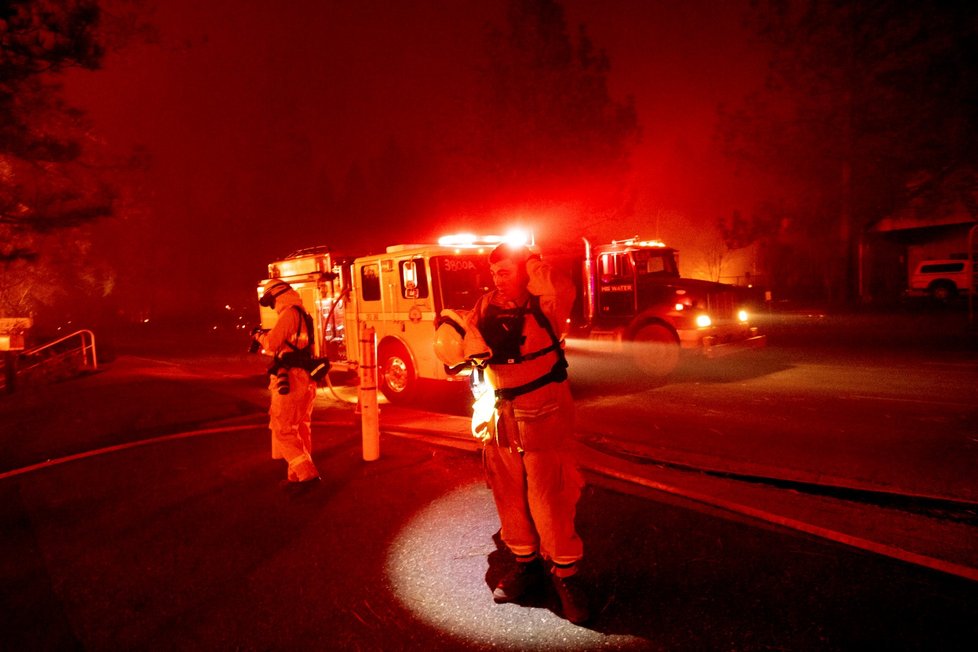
[1,308,977,650]
[567,333,978,503]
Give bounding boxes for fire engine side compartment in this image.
[258,248,354,368]
[354,251,435,385]
[351,244,494,388]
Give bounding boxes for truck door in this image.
[597,252,636,318]
[351,260,383,366]
[366,255,439,402]
[391,256,437,378]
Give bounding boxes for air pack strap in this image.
[485,295,564,365]
[496,341,559,365]
[491,294,569,401]
[494,361,568,402]
[276,306,314,368]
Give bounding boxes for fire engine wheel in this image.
[631,323,681,379]
[378,342,417,403]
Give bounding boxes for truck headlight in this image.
[738,309,749,323]
[695,314,712,328]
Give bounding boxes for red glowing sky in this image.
[63,0,767,314]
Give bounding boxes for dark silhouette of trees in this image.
[0,1,153,322]
[0,0,108,254]
[330,0,641,251]
[719,0,978,303]
[468,0,641,238]
[478,0,638,181]
[1,0,109,319]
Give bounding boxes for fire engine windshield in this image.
[633,249,679,277]
[432,255,493,310]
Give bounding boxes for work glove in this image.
[462,312,492,365]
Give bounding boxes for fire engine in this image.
[256,233,765,403]
[569,237,765,377]
[257,237,504,403]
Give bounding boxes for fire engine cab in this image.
[257,236,511,403]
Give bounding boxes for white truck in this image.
[906,258,977,302]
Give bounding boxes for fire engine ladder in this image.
[4,330,99,392]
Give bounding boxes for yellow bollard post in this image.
[358,323,380,461]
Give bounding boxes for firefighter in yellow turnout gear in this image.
[255,279,321,487]
[461,243,589,625]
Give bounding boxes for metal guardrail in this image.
[12,330,99,388]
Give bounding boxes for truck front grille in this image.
[707,291,737,320]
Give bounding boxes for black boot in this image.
[551,572,590,624]
[492,557,544,603]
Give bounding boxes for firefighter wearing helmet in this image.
[254,279,321,488]
[440,242,589,624]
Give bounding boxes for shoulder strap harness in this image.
[276,305,314,368]
[481,294,568,401]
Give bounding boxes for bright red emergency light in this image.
[437,228,534,248]
[613,237,668,248]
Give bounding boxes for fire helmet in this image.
[259,279,292,309]
[433,309,469,373]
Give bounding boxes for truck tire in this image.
[631,323,680,378]
[928,280,957,303]
[378,341,417,403]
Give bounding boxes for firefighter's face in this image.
[490,258,528,301]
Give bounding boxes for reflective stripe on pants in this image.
[268,368,317,478]
[483,394,584,565]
